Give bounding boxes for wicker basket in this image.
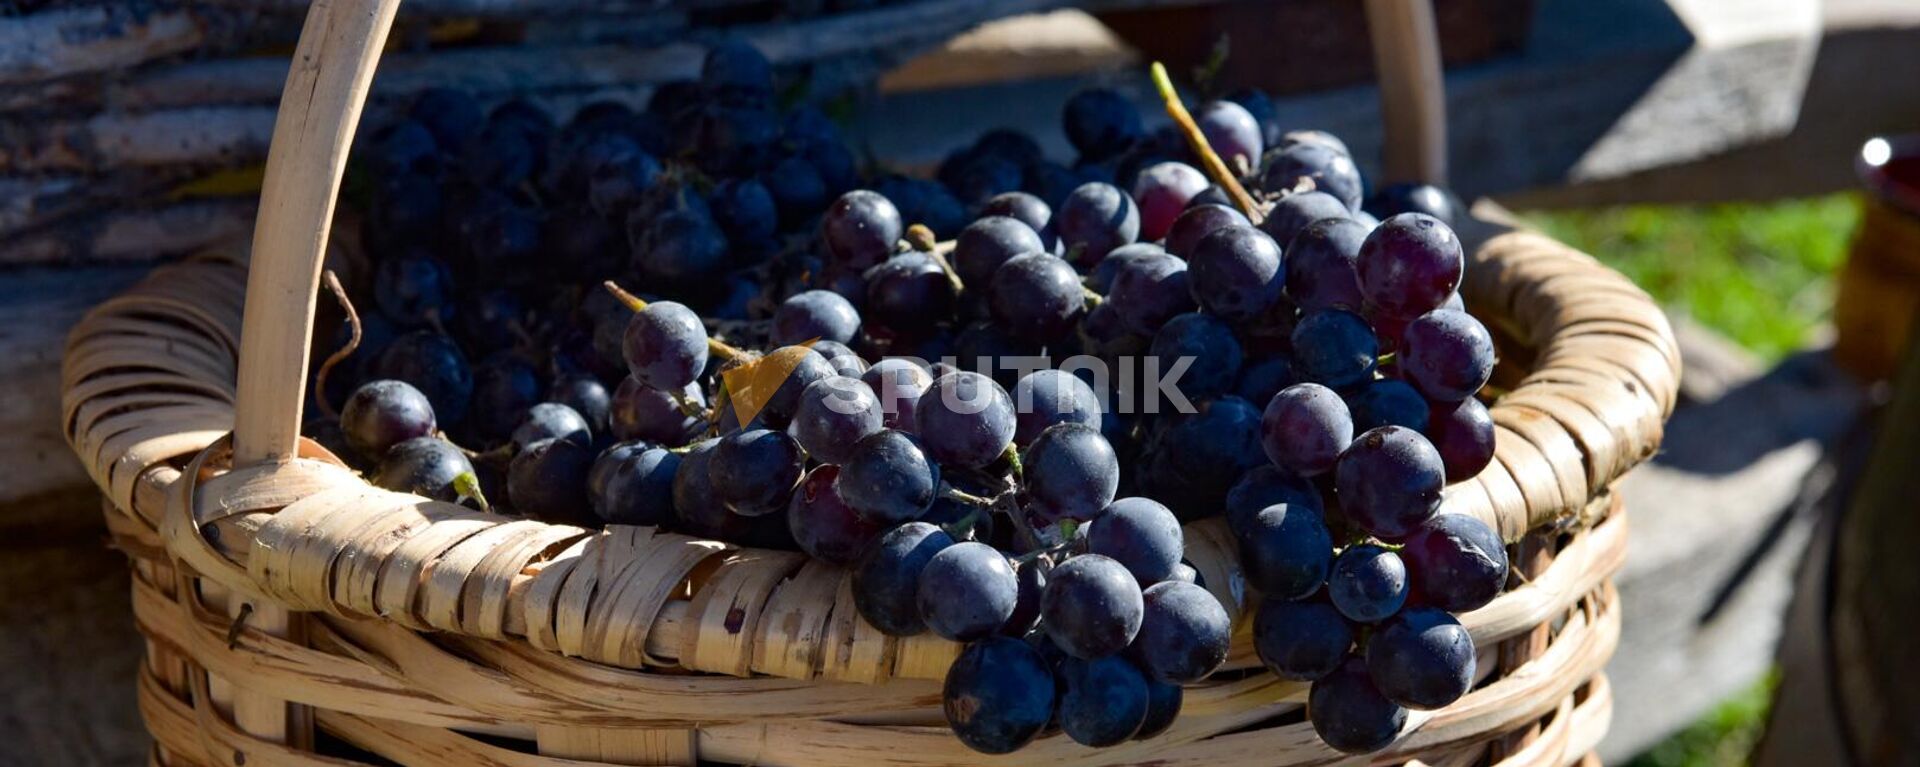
[60,0,1678,764]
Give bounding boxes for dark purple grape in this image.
[1260,190,1352,256]
[1136,396,1264,521]
[1196,100,1264,173]
[1087,243,1158,295]
[952,216,1045,289]
[709,177,779,247]
[548,374,612,438]
[374,331,473,424]
[511,402,591,452]
[1136,677,1184,741]
[822,190,904,270]
[942,636,1056,754]
[1335,426,1445,539]
[1133,581,1230,684]
[950,154,1025,208]
[788,376,883,464]
[1024,423,1120,523]
[853,521,955,635]
[1107,251,1196,336]
[1022,160,1084,210]
[373,437,473,502]
[609,377,704,447]
[1225,465,1324,534]
[631,210,729,290]
[914,371,1015,469]
[690,105,780,178]
[1262,142,1363,210]
[1056,182,1140,266]
[1328,544,1409,623]
[949,321,1039,390]
[864,254,958,336]
[1075,302,1150,360]
[461,121,542,189]
[980,192,1054,251]
[810,340,867,377]
[1132,161,1210,242]
[861,359,932,432]
[701,38,774,105]
[1278,129,1351,157]
[746,345,837,430]
[465,354,541,445]
[988,253,1085,343]
[761,155,830,226]
[1291,309,1377,390]
[1399,309,1495,403]
[1261,382,1353,477]
[1357,213,1464,320]
[1426,396,1495,482]
[340,379,437,462]
[1165,203,1250,260]
[508,438,596,525]
[1041,553,1143,658]
[1254,597,1353,681]
[1184,184,1234,210]
[917,542,1019,641]
[1366,606,1475,710]
[365,119,440,177]
[1063,88,1145,162]
[1010,369,1102,445]
[709,429,805,517]
[772,290,861,346]
[1224,87,1280,145]
[1237,502,1332,599]
[365,173,443,254]
[671,437,730,537]
[1189,225,1285,323]
[1365,182,1464,227]
[588,441,679,526]
[1285,216,1371,313]
[1234,356,1295,406]
[374,255,454,328]
[1348,378,1431,434]
[1309,657,1408,754]
[1148,312,1243,401]
[587,143,664,218]
[787,465,885,565]
[622,300,709,391]
[1002,558,1048,637]
[1402,513,1507,612]
[409,88,483,149]
[837,430,940,524]
[1086,497,1182,586]
[1055,654,1150,746]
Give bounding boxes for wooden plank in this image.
[860,0,1823,199]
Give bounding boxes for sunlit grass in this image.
[1524,195,1858,361]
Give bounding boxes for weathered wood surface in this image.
[1753,315,1920,766]
[1507,0,1920,206]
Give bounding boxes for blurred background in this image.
[5,0,1920,764]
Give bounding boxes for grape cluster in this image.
[312,39,1509,756]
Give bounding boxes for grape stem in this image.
[1148,61,1262,221]
[909,224,968,295]
[603,280,755,362]
[1082,285,1106,309]
[311,269,361,421]
[939,484,998,508]
[1376,351,1398,366]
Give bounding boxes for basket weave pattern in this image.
[64,223,1672,765]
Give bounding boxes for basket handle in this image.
[232,0,403,465]
[1365,0,1448,186]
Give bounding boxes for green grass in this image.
[1627,673,1778,767]
[1523,195,1859,361]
